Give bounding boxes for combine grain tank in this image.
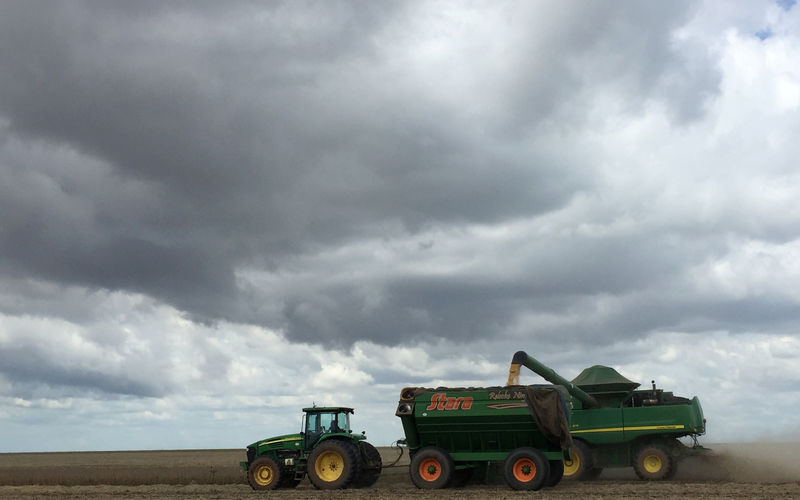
[396,385,572,490]
[507,351,708,480]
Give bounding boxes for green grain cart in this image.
[507,351,707,480]
[396,385,572,490]
[241,407,381,490]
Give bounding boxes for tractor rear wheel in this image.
[503,447,549,491]
[563,440,596,480]
[409,446,454,489]
[634,444,674,480]
[307,440,361,489]
[353,441,382,488]
[247,457,283,490]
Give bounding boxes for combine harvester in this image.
[507,351,708,480]
[395,384,572,490]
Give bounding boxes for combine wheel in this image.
[353,441,382,488]
[545,459,564,487]
[634,444,674,480]
[503,447,549,491]
[563,440,596,480]
[307,440,361,489]
[409,446,454,489]
[247,457,283,490]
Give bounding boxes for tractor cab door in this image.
[303,410,351,447]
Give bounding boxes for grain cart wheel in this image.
[247,457,283,490]
[504,447,549,491]
[353,441,382,488]
[307,440,361,489]
[409,446,454,489]
[545,459,564,487]
[563,439,596,480]
[634,444,674,480]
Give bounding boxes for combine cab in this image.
[241,407,381,490]
[507,351,708,480]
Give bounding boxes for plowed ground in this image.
[1,443,798,499]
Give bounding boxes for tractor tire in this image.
[247,457,283,490]
[545,459,564,487]
[634,443,675,480]
[307,440,362,489]
[409,446,454,489]
[503,447,549,491]
[562,440,596,480]
[353,441,382,488]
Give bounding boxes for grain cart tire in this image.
[353,441,382,488]
[545,459,564,487]
[410,446,454,489]
[634,444,674,480]
[307,440,361,489]
[563,439,596,480]
[247,457,283,490]
[504,447,549,491]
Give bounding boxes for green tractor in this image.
[241,407,382,490]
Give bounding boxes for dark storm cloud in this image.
[0,0,734,353]
[0,343,163,398]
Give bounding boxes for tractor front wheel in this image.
[307,440,361,489]
[247,457,282,490]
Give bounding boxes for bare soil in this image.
[1,443,798,499]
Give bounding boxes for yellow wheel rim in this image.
[315,450,345,482]
[563,450,581,477]
[254,464,274,486]
[643,454,663,474]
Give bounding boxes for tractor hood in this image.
[248,432,304,451]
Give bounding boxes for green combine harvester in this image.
[396,385,572,490]
[240,406,381,490]
[507,351,708,480]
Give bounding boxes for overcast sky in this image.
[1,0,800,452]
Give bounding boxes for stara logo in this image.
[425,393,473,411]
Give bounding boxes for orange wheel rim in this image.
[513,457,536,482]
[419,458,442,481]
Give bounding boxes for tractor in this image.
[241,406,381,490]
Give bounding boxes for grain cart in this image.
[396,385,572,491]
[507,351,707,481]
[241,407,381,490]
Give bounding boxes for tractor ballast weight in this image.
[396,385,572,490]
[240,407,381,490]
[507,351,708,481]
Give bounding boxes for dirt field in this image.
[1,443,798,499]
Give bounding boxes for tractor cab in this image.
[302,407,355,448]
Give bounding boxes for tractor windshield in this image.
[304,410,351,437]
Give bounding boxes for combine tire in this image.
[409,446,454,489]
[307,440,361,489]
[247,457,283,490]
[353,441,382,488]
[503,447,549,491]
[563,440,596,480]
[634,444,674,480]
[545,459,564,487]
